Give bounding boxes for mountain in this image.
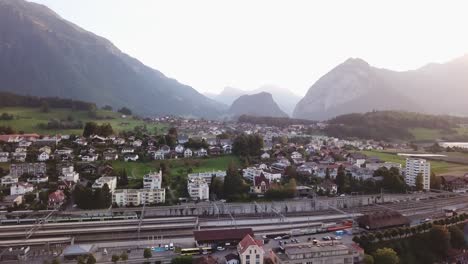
[212,87,246,106]
[211,85,300,116]
[293,56,468,120]
[251,85,301,116]
[228,92,288,118]
[0,0,225,118]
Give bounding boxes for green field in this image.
[409,127,468,141]
[0,107,166,135]
[359,150,468,175]
[111,155,240,179]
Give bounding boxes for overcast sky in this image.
[30,0,468,96]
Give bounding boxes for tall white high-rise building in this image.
[143,171,162,189]
[405,158,430,190]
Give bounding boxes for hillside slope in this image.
[228,92,288,118]
[0,0,224,118]
[294,56,468,120]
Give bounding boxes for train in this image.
[0,213,138,225]
[266,220,353,238]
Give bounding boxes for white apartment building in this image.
[1,175,18,186]
[92,176,117,192]
[10,182,34,195]
[270,241,362,264]
[242,167,282,182]
[187,177,209,201]
[187,171,226,184]
[405,158,430,190]
[59,165,80,183]
[112,188,165,207]
[143,171,162,189]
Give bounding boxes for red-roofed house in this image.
[237,234,264,264]
[48,190,65,208]
[252,174,270,194]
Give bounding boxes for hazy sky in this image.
[30,0,468,95]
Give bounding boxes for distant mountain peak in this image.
[294,55,468,120]
[228,92,288,118]
[0,0,224,118]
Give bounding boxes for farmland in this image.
[0,107,166,135]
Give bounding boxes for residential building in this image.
[0,152,9,162]
[39,146,52,155]
[112,188,165,207]
[124,154,139,162]
[184,148,193,158]
[270,242,363,264]
[347,153,367,167]
[366,162,402,171]
[37,152,50,161]
[48,190,66,208]
[1,175,19,186]
[11,152,27,162]
[175,144,185,154]
[154,150,165,160]
[188,171,226,184]
[195,148,208,157]
[27,176,49,184]
[59,165,80,183]
[188,176,209,201]
[92,176,117,192]
[10,163,47,177]
[143,171,162,189]
[251,174,270,194]
[237,234,264,264]
[103,152,119,161]
[10,182,34,195]
[405,158,430,190]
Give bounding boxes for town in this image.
[1,115,468,263]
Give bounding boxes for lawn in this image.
[111,155,240,179]
[409,127,468,142]
[0,107,166,135]
[359,150,468,175]
[111,156,240,200]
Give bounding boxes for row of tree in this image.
[82,122,114,137]
[0,92,96,111]
[73,184,112,209]
[232,134,264,157]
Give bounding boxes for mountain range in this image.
[227,92,288,118]
[205,85,301,116]
[0,0,225,118]
[293,56,468,120]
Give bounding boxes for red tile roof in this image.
[238,234,264,255]
[194,228,253,243]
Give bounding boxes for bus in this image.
[180,247,213,256]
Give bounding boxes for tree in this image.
[449,226,466,249]
[118,107,132,115]
[118,169,129,187]
[373,248,399,264]
[77,256,86,264]
[86,255,96,264]
[102,105,113,111]
[428,226,451,257]
[120,252,128,262]
[83,122,99,137]
[51,258,61,264]
[363,254,375,264]
[415,173,424,191]
[210,176,224,200]
[223,162,249,201]
[111,254,120,263]
[335,165,350,194]
[430,172,441,189]
[143,248,152,259]
[40,101,50,113]
[171,256,193,264]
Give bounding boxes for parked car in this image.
[216,246,225,251]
